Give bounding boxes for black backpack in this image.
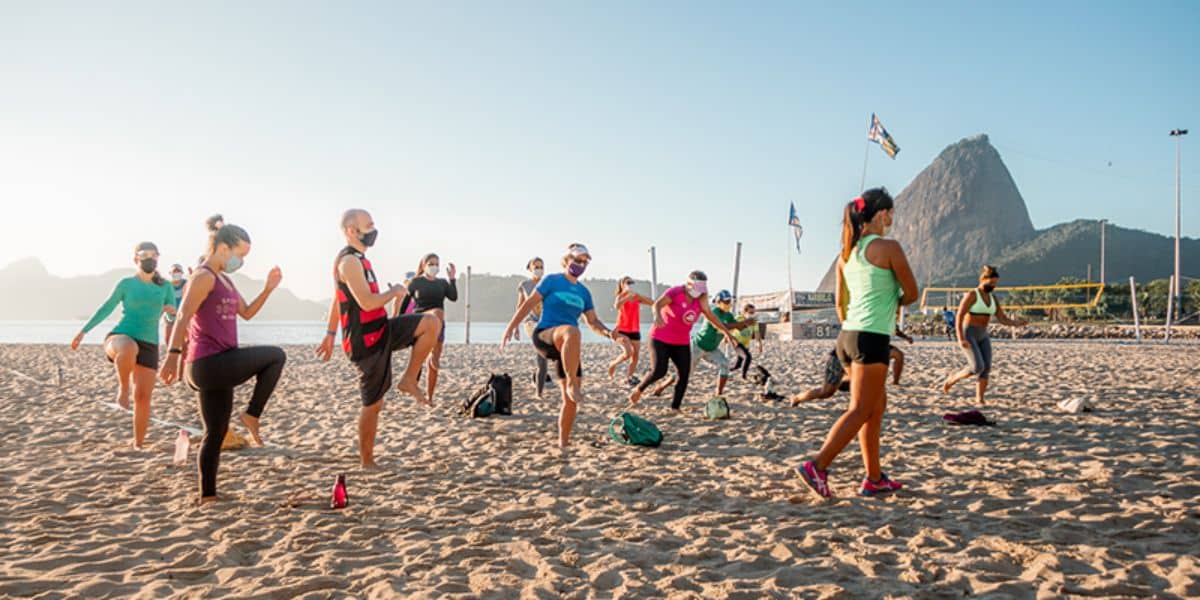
[462,373,512,418]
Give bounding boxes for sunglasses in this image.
[571,257,590,265]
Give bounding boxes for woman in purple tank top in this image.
[159,215,287,505]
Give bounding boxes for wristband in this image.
[326,330,337,336]
[168,348,182,355]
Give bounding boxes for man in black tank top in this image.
[316,209,440,469]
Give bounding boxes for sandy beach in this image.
[1,339,1197,598]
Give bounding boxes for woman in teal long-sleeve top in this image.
[71,242,176,449]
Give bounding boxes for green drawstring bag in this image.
[704,396,730,420]
[610,412,663,447]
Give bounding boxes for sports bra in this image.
[969,289,997,315]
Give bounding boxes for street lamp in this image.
[1170,128,1188,323]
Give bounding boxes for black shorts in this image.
[835,330,891,367]
[616,330,641,342]
[352,314,424,407]
[532,327,583,380]
[823,351,846,388]
[105,333,159,370]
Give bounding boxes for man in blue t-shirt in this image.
[942,309,955,341]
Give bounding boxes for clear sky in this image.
[2,1,1197,302]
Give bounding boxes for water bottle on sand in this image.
[331,474,348,509]
[173,429,189,467]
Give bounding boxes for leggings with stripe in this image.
[186,346,286,498]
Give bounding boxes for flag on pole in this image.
[788,202,803,254]
[867,113,900,159]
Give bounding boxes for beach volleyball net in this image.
[919,282,1105,312]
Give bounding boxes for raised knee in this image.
[563,327,581,341]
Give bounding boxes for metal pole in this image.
[1170,129,1188,321]
[860,138,871,192]
[648,244,657,298]
[1165,275,1175,343]
[786,228,794,322]
[1099,219,1106,286]
[1087,264,1092,284]
[464,266,471,345]
[731,242,743,308]
[1129,276,1142,343]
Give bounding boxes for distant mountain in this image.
[0,259,327,322]
[818,134,1196,290]
[0,258,668,324]
[980,219,1200,286]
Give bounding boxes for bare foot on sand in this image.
[240,413,264,447]
[628,389,642,406]
[608,363,617,379]
[942,377,953,394]
[197,496,220,507]
[360,461,381,471]
[116,387,130,410]
[396,378,432,406]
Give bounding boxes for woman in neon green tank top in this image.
[797,188,918,499]
[70,242,176,449]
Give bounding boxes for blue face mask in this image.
[567,262,587,277]
[225,255,244,273]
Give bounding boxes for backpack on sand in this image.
[704,396,730,420]
[609,412,663,447]
[462,374,512,418]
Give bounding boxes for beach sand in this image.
[1,339,1197,598]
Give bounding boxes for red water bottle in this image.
[330,474,348,509]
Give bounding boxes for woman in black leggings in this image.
[629,271,734,410]
[160,215,286,504]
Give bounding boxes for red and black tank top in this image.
[336,247,389,361]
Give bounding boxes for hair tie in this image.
[852,197,866,212]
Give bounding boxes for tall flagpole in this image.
[786,227,794,323]
[860,137,871,192]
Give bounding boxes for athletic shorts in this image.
[616,330,641,342]
[823,351,845,388]
[690,341,731,378]
[835,330,891,367]
[352,314,424,407]
[532,327,583,380]
[106,333,159,370]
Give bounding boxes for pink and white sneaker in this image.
[859,473,903,496]
[796,460,832,499]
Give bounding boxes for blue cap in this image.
[714,290,733,302]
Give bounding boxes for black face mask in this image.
[359,229,378,248]
[982,284,996,293]
[140,258,158,274]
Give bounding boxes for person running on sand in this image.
[399,253,458,405]
[607,276,654,387]
[689,289,756,396]
[941,265,1028,406]
[502,244,617,448]
[797,188,918,499]
[628,271,736,410]
[730,303,762,380]
[159,216,287,504]
[515,257,550,398]
[316,209,440,469]
[72,242,176,449]
[790,326,911,405]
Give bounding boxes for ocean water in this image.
[0,321,651,345]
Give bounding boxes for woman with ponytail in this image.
[159,215,287,504]
[71,242,176,449]
[797,188,918,499]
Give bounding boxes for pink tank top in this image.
[617,299,640,333]
[187,267,239,362]
[650,286,701,345]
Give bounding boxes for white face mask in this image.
[687,287,703,299]
[532,268,544,278]
[425,265,440,277]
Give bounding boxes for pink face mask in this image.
[688,281,707,298]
